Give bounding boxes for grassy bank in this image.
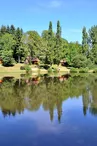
[0,64,26,73]
[0,64,70,73]
[1,64,97,75]
[70,67,97,73]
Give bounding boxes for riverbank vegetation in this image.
[0,21,97,71]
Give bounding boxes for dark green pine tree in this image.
[14,27,23,63]
[20,28,23,36]
[56,20,61,40]
[10,25,16,35]
[6,25,10,33]
[48,21,53,38]
[82,26,89,56]
[89,25,97,64]
[0,25,7,35]
[54,20,62,64]
[45,21,54,64]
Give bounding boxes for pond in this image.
[0,73,97,146]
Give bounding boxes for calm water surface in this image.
[0,74,97,146]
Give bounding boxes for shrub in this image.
[70,68,78,73]
[25,65,32,74]
[72,55,92,68]
[79,68,89,73]
[48,66,59,73]
[20,66,25,70]
[48,68,53,73]
[53,68,58,73]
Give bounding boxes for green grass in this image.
[2,63,97,75]
[79,68,89,73]
[70,68,78,73]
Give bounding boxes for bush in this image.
[72,55,92,68]
[48,66,59,73]
[79,68,89,73]
[70,68,78,73]
[2,57,15,67]
[20,66,25,70]
[25,65,32,74]
[87,59,93,68]
[48,68,53,73]
[53,68,58,73]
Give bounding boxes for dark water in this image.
[0,74,97,146]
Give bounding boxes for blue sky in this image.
[0,0,97,43]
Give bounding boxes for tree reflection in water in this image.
[0,74,97,122]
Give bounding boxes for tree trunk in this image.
[18,55,20,63]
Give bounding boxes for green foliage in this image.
[0,33,16,66]
[79,68,89,73]
[56,20,61,39]
[70,68,78,73]
[53,68,58,73]
[41,30,49,40]
[88,26,97,64]
[0,25,7,35]
[10,25,16,34]
[2,51,15,66]
[1,22,97,68]
[82,27,89,56]
[48,21,53,37]
[14,27,23,63]
[48,68,53,73]
[24,65,32,74]
[20,66,25,70]
[66,42,81,65]
[54,20,62,64]
[48,66,59,74]
[24,31,42,59]
[72,55,92,68]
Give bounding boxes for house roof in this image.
[32,58,40,62]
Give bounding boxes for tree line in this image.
[0,21,97,67]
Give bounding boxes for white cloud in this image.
[25,0,63,13]
[49,0,62,8]
[37,0,62,9]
